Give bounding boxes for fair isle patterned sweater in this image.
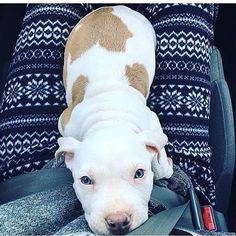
[0,4,217,206]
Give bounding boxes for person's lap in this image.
[139,3,217,205]
[0,5,217,232]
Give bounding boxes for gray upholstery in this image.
[209,47,235,215]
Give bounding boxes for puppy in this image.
[55,5,173,235]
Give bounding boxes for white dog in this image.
[55,5,173,235]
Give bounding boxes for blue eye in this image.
[134,169,145,179]
[81,176,93,185]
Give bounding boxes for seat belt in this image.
[151,184,186,208]
[128,184,192,235]
[0,168,73,205]
[0,168,193,235]
[128,185,200,235]
[128,201,189,235]
[0,167,226,234]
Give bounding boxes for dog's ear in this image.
[138,130,168,154]
[55,137,81,170]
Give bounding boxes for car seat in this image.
[209,46,235,218]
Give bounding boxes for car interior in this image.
[0,3,235,233]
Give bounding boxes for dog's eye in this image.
[81,176,93,185]
[134,169,145,179]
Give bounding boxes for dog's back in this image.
[59,6,157,139]
[63,6,156,103]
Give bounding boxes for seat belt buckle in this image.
[188,188,204,230]
[201,205,217,231]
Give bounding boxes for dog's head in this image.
[55,129,167,234]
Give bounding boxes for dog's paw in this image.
[153,157,173,180]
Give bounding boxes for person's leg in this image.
[138,4,217,206]
[0,4,94,181]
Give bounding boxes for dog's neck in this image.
[84,79,147,101]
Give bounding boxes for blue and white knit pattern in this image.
[0,4,92,181]
[139,4,216,205]
[0,4,216,205]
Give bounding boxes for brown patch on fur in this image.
[66,7,133,65]
[61,75,88,130]
[71,75,88,104]
[125,63,149,97]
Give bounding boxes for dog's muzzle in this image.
[105,212,131,235]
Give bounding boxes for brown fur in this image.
[61,75,88,130]
[125,63,149,97]
[63,7,133,88]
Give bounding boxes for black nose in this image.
[106,213,131,235]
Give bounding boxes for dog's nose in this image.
[106,212,131,235]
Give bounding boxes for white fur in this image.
[56,5,173,235]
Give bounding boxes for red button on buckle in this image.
[201,205,217,231]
